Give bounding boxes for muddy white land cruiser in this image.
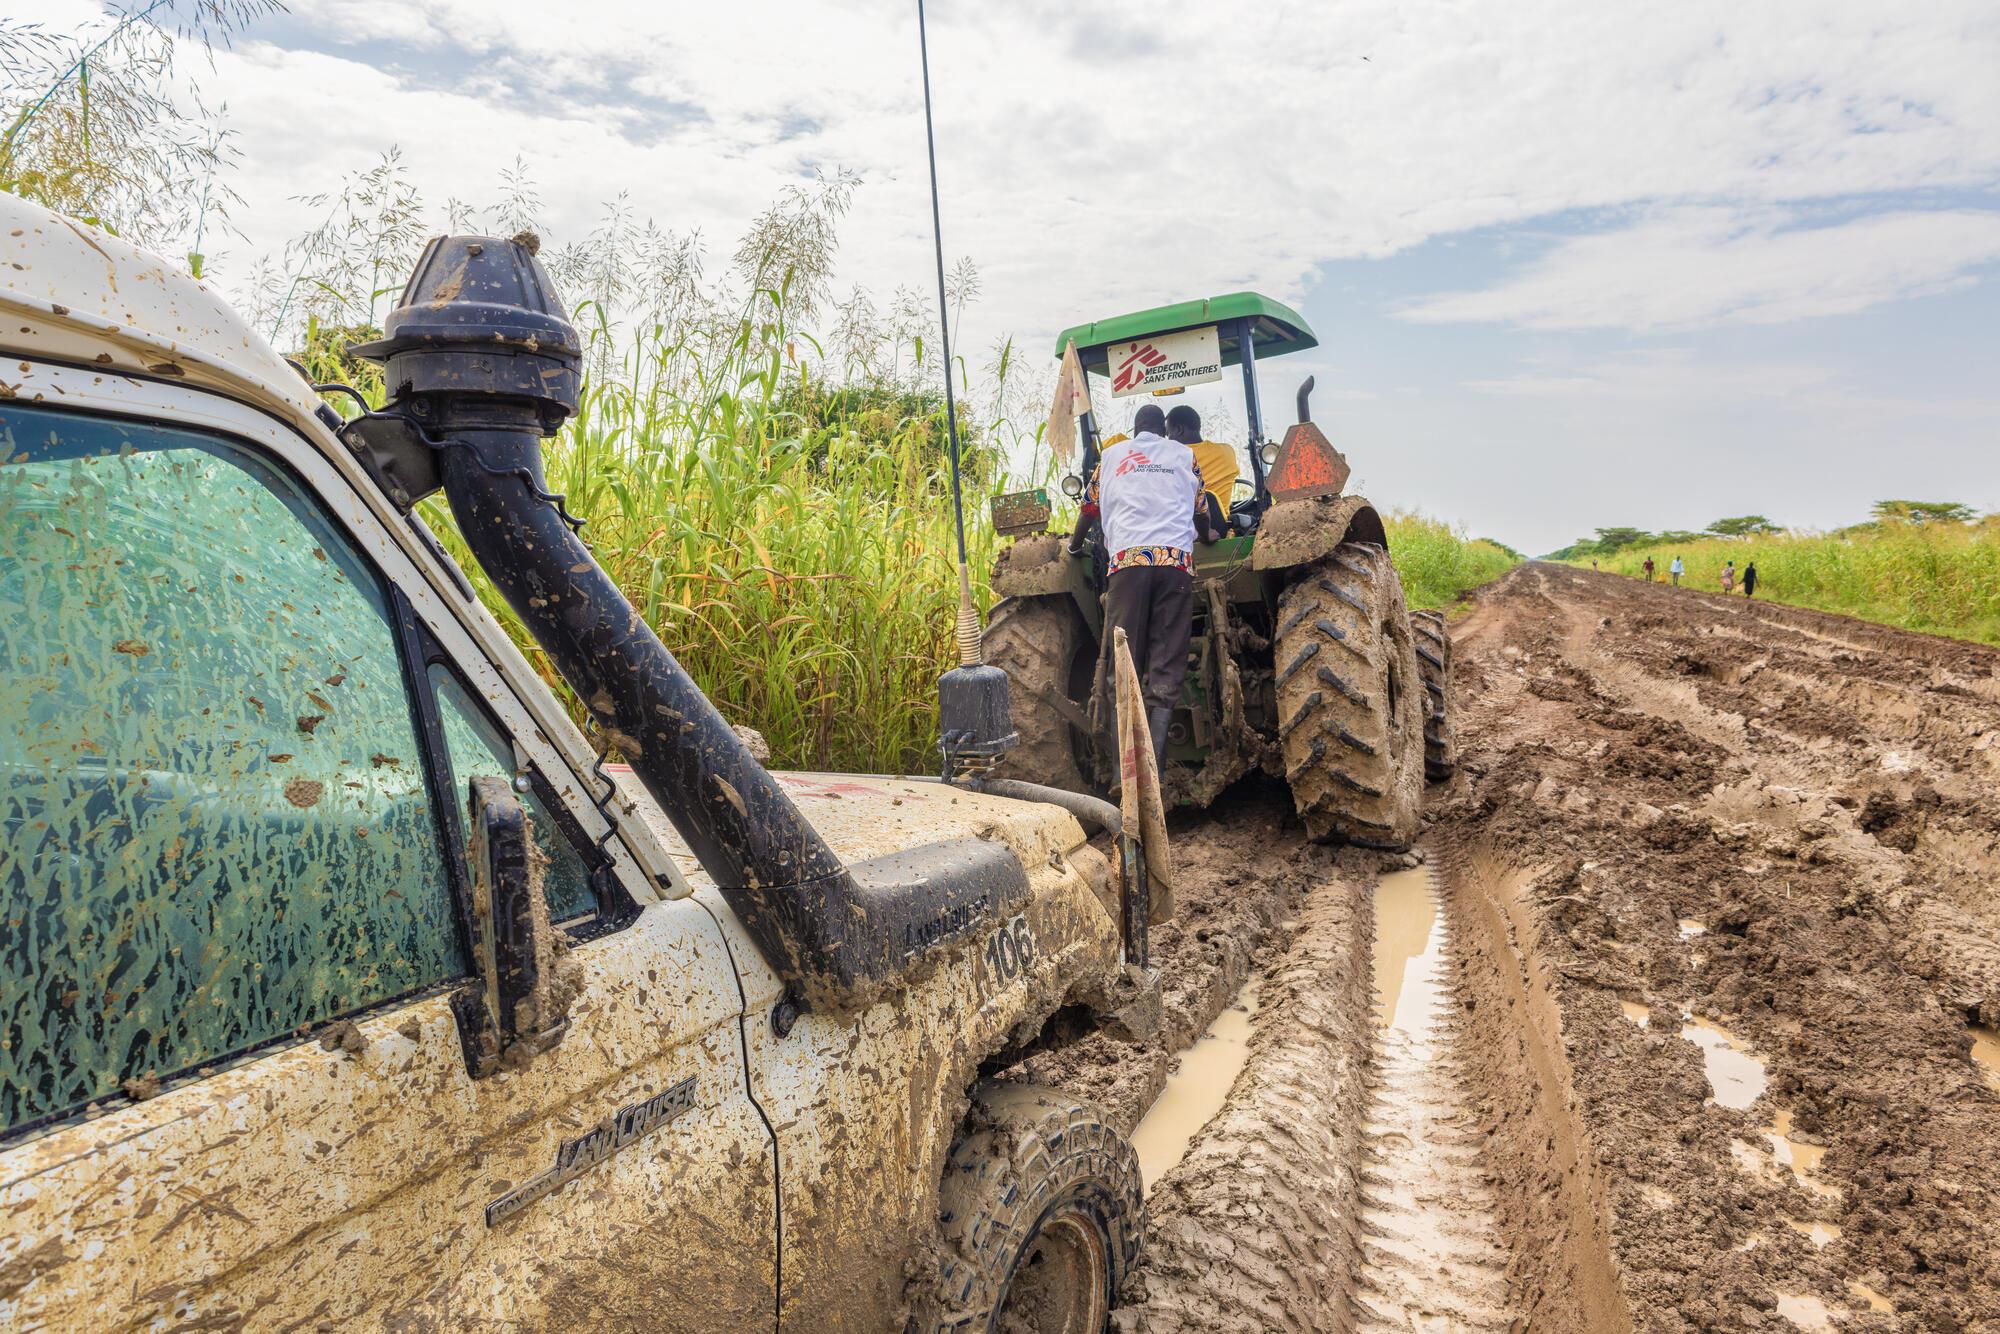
[0,194,1154,1331]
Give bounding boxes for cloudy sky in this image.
[25,0,2000,553]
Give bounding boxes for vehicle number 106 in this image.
[980,914,1035,996]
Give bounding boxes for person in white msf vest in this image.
[1068,402,1219,766]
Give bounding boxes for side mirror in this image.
[456,775,569,1075]
[1259,442,1278,467]
[1061,474,1085,499]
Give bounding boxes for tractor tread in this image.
[1315,578,1371,617]
[1326,767,1384,798]
[1273,544,1424,847]
[1407,609,1457,783]
[1316,663,1367,706]
[986,596,1092,794]
[1276,640,1322,687]
[1280,691,1324,740]
[1329,722,1377,757]
[1284,735,1328,784]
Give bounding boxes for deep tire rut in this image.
[1353,867,1518,1333]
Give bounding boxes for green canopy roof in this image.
[1055,292,1316,372]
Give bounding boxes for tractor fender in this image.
[991,533,1073,597]
[1249,494,1389,571]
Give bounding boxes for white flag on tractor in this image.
[1044,340,1090,466]
[1113,628,1175,922]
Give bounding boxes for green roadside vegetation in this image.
[277,179,1520,772]
[1554,505,2000,647]
[1385,514,1520,612]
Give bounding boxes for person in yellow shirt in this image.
[1166,404,1237,521]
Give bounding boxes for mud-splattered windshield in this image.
[0,404,467,1133]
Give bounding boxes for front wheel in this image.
[916,1082,1142,1334]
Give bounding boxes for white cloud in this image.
[21,0,1988,354]
[1402,208,2000,331]
[13,0,2000,555]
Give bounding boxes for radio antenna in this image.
[916,0,981,669]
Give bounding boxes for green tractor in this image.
[986,293,1454,847]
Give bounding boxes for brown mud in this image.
[1112,837,1374,1332]
[1020,790,1347,1136]
[1352,866,1516,1332]
[1427,564,2000,1330]
[1031,562,2000,1331]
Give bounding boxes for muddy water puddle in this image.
[1130,977,1261,1190]
[1681,1016,1768,1109]
[1354,867,1515,1332]
[1971,1023,2000,1089]
[1774,1282,1896,1329]
[1375,865,1445,1033]
[1764,1109,1840,1199]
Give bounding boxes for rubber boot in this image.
[1146,705,1172,773]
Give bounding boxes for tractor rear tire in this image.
[918,1082,1142,1334]
[1272,543,1425,848]
[986,595,1090,794]
[1410,608,1457,783]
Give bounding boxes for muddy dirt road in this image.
[1039,563,2000,1331]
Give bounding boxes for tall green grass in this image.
[421,355,1516,775]
[1385,512,1519,612]
[419,310,1003,776]
[268,169,1518,774]
[1591,525,2000,645]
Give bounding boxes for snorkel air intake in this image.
[349,234,1023,1011]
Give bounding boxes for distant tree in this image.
[1592,526,1652,553]
[1656,530,1709,545]
[1872,499,1976,525]
[1477,537,1524,560]
[1706,515,1780,538]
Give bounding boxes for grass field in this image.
[1384,513,1518,613]
[1589,525,2000,646]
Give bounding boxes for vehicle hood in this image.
[603,766,1086,892]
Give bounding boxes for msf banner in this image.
[1108,325,1223,397]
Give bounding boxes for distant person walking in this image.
[1669,556,1684,587]
[1722,560,1735,594]
[1743,562,1759,599]
[1643,556,1655,582]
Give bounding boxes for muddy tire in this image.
[985,595,1090,793]
[1410,608,1457,782]
[918,1082,1141,1334]
[1272,543,1425,847]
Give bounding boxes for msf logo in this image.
[1114,449,1152,476]
[1111,342,1166,393]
